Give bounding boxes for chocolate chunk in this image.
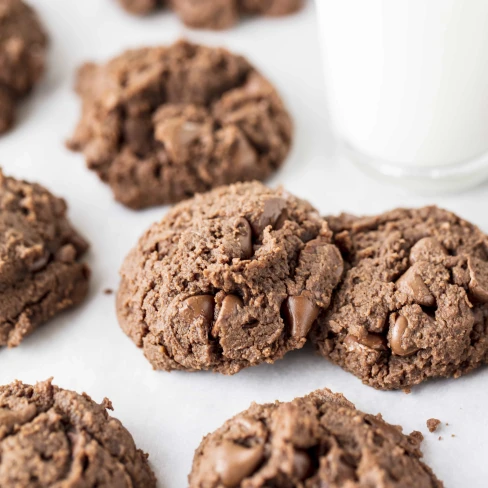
[467,256,488,303]
[208,441,264,487]
[253,197,288,234]
[234,217,253,259]
[212,295,243,337]
[409,237,447,264]
[345,333,387,351]
[283,296,320,339]
[396,266,435,306]
[390,315,419,356]
[181,295,215,324]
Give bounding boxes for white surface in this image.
[316,0,488,168]
[1,1,487,487]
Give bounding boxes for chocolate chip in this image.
[396,266,435,306]
[283,296,320,339]
[467,256,488,303]
[293,450,313,480]
[235,217,252,259]
[409,237,447,264]
[28,251,50,272]
[208,441,264,487]
[390,315,419,356]
[181,295,215,324]
[344,333,387,351]
[155,118,202,162]
[56,244,77,263]
[212,295,243,337]
[252,197,288,235]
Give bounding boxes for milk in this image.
[316,0,488,172]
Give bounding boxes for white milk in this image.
[316,0,488,170]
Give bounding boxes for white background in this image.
[1,1,488,486]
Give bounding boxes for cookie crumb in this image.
[104,288,113,295]
[427,418,441,433]
[402,387,412,394]
[451,434,456,438]
[438,436,443,441]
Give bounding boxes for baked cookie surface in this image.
[0,379,156,487]
[118,0,304,29]
[68,40,292,209]
[189,388,443,488]
[0,0,47,134]
[311,206,488,390]
[0,171,89,347]
[117,181,343,373]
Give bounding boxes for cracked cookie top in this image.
[0,0,48,133]
[189,388,443,488]
[0,379,156,487]
[311,206,488,390]
[118,0,304,30]
[117,181,343,374]
[68,40,292,209]
[0,170,89,347]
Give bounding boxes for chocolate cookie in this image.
[68,40,292,209]
[189,388,443,487]
[0,379,156,487]
[311,206,488,390]
[0,171,89,347]
[117,181,343,373]
[118,0,304,29]
[0,0,47,134]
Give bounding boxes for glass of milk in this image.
[316,0,488,192]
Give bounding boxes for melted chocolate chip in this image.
[396,266,435,307]
[345,333,387,351]
[208,441,264,487]
[212,295,243,337]
[252,197,288,235]
[181,295,215,324]
[467,256,488,303]
[283,296,320,339]
[409,237,448,264]
[390,315,419,356]
[235,217,253,259]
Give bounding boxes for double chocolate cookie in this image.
[312,207,488,390]
[0,0,47,134]
[68,40,292,209]
[0,171,89,347]
[0,379,156,487]
[118,0,304,30]
[117,181,343,374]
[189,388,443,487]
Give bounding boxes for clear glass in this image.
[316,0,488,192]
